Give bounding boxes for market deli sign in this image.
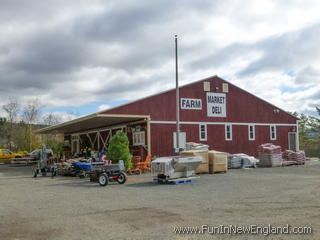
[181,98,202,110]
[207,93,226,117]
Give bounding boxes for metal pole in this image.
[175,35,180,153]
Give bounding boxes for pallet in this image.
[159,176,199,185]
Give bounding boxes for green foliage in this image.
[51,142,64,159]
[293,109,320,157]
[107,130,132,169]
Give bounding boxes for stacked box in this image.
[180,150,209,173]
[208,150,227,173]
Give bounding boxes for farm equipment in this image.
[88,160,127,186]
[33,145,57,178]
[151,156,202,183]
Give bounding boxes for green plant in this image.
[51,142,63,159]
[107,130,132,169]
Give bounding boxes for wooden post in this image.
[97,131,100,151]
[147,118,151,156]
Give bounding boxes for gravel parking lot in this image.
[0,162,319,240]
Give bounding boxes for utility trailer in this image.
[88,160,127,186]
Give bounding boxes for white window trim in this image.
[150,120,296,127]
[248,125,255,141]
[133,131,145,146]
[225,124,232,141]
[199,124,207,141]
[270,125,277,140]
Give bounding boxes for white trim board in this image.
[150,120,297,127]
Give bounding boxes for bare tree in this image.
[22,99,42,151]
[43,112,61,126]
[2,98,20,149]
[42,112,63,155]
[23,99,41,124]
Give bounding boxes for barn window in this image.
[199,124,207,141]
[270,125,277,140]
[203,81,210,91]
[225,124,232,141]
[248,125,255,140]
[222,83,229,93]
[133,131,145,146]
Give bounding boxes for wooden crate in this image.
[208,150,228,174]
[180,150,209,173]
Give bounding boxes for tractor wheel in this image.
[98,173,109,186]
[117,172,127,184]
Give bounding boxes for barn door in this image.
[288,133,297,151]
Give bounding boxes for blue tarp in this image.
[72,162,92,171]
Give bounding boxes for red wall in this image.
[103,76,297,124]
[151,124,294,157]
[102,76,298,157]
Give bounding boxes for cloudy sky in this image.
[0,0,319,122]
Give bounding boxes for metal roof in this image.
[36,113,150,134]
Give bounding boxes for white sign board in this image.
[181,98,202,110]
[207,93,226,117]
[173,132,186,149]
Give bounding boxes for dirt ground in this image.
[0,161,319,240]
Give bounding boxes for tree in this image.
[2,98,20,150]
[0,117,7,147]
[107,130,132,169]
[43,112,61,126]
[42,112,64,157]
[293,109,320,157]
[22,99,42,152]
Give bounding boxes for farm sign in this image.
[181,98,202,110]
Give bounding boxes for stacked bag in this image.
[282,150,306,164]
[228,153,259,169]
[258,143,282,167]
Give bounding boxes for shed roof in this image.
[36,113,150,134]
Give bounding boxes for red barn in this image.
[38,75,299,159]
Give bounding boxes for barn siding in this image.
[103,76,297,124]
[101,76,298,157]
[151,123,295,157]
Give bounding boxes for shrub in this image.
[107,130,132,169]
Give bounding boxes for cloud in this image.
[97,104,111,112]
[295,66,320,84]
[0,0,320,120]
